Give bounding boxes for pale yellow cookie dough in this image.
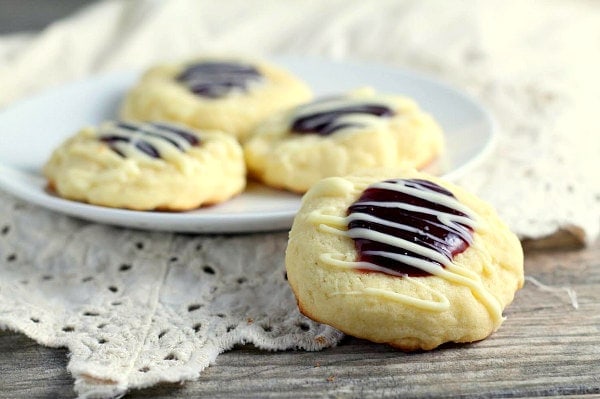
[285,169,523,351]
[244,89,444,193]
[44,121,246,211]
[120,58,312,142]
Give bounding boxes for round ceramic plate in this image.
[0,57,496,233]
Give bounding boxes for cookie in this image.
[44,121,245,211]
[285,169,523,351]
[120,58,312,141]
[244,88,444,193]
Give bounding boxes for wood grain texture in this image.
[1,240,599,398]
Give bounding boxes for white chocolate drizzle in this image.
[310,178,503,321]
[330,278,450,312]
[97,121,199,161]
[289,95,397,135]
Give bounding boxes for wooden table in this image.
[1,238,599,398]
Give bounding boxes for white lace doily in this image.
[1,1,599,398]
[0,194,343,398]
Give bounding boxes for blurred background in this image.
[0,0,96,33]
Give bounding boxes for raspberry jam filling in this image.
[290,97,394,135]
[346,178,475,277]
[176,61,263,98]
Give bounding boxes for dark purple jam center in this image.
[347,179,473,277]
[291,100,394,136]
[99,121,200,159]
[176,61,263,98]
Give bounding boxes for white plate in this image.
[0,57,496,233]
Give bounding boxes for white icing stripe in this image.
[107,140,136,159]
[362,250,440,273]
[322,254,450,311]
[368,181,477,220]
[308,212,347,229]
[294,96,397,117]
[331,286,450,312]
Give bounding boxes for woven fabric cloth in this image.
[0,1,598,398]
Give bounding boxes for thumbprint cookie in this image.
[244,88,444,193]
[120,58,312,142]
[285,169,523,350]
[44,121,245,210]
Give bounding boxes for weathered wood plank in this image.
[0,330,75,398]
[1,241,599,398]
